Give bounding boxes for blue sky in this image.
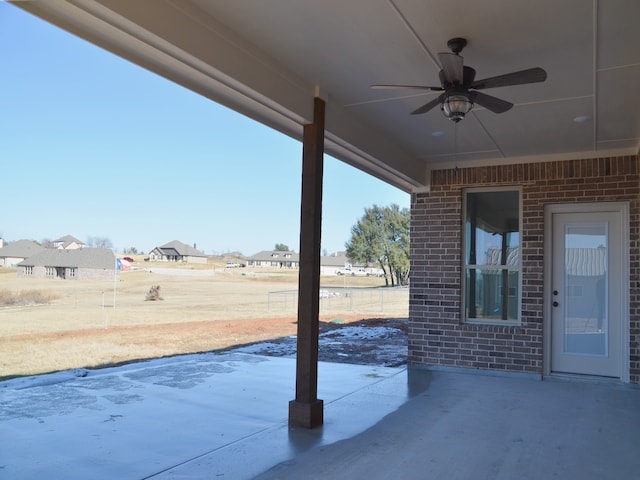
[0,3,409,256]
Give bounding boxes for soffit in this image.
[14,0,640,191]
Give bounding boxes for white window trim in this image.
[462,186,523,325]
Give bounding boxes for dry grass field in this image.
[0,261,408,379]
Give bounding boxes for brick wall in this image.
[409,155,640,383]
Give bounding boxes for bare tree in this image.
[87,236,113,249]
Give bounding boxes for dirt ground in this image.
[2,313,408,377]
[0,264,408,379]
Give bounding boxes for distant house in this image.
[52,235,85,250]
[0,239,45,268]
[320,251,380,276]
[247,250,299,268]
[321,251,351,275]
[246,250,375,274]
[148,240,207,264]
[18,248,116,280]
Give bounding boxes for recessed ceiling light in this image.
[573,116,592,123]
[431,131,446,137]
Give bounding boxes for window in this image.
[69,268,77,278]
[46,267,55,277]
[567,285,583,297]
[24,266,33,275]
[463,188,521,323]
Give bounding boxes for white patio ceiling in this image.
[15,0,640,192]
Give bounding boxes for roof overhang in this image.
[14,0,640,192]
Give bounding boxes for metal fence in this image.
[267,286,409,316]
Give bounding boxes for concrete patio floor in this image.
[1,352,639,479]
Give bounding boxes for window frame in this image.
[461,186,523,326]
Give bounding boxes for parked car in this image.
[367,268,385,277]
[226,262,246,268]
[336,268,367,276]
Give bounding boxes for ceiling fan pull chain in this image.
[454,120,459,171]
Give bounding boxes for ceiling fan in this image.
[371,38,547,123]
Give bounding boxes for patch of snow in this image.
[322,326,397,341]
[234,342,296,357]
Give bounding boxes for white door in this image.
[550,209,624,378]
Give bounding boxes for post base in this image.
[288,399,324,428]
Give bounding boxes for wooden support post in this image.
[289,96,325,428]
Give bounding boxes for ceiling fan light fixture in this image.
[441,94,473,123]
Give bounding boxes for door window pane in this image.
[563,223,607,356]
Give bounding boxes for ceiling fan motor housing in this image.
[439,65,476,88]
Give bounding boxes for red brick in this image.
[410,155,640,382]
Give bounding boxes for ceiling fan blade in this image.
[471,67,547,90]
[438,52,464,85]
[411,95,444,115]
[370,84,443,91]
[470,91,513,113]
